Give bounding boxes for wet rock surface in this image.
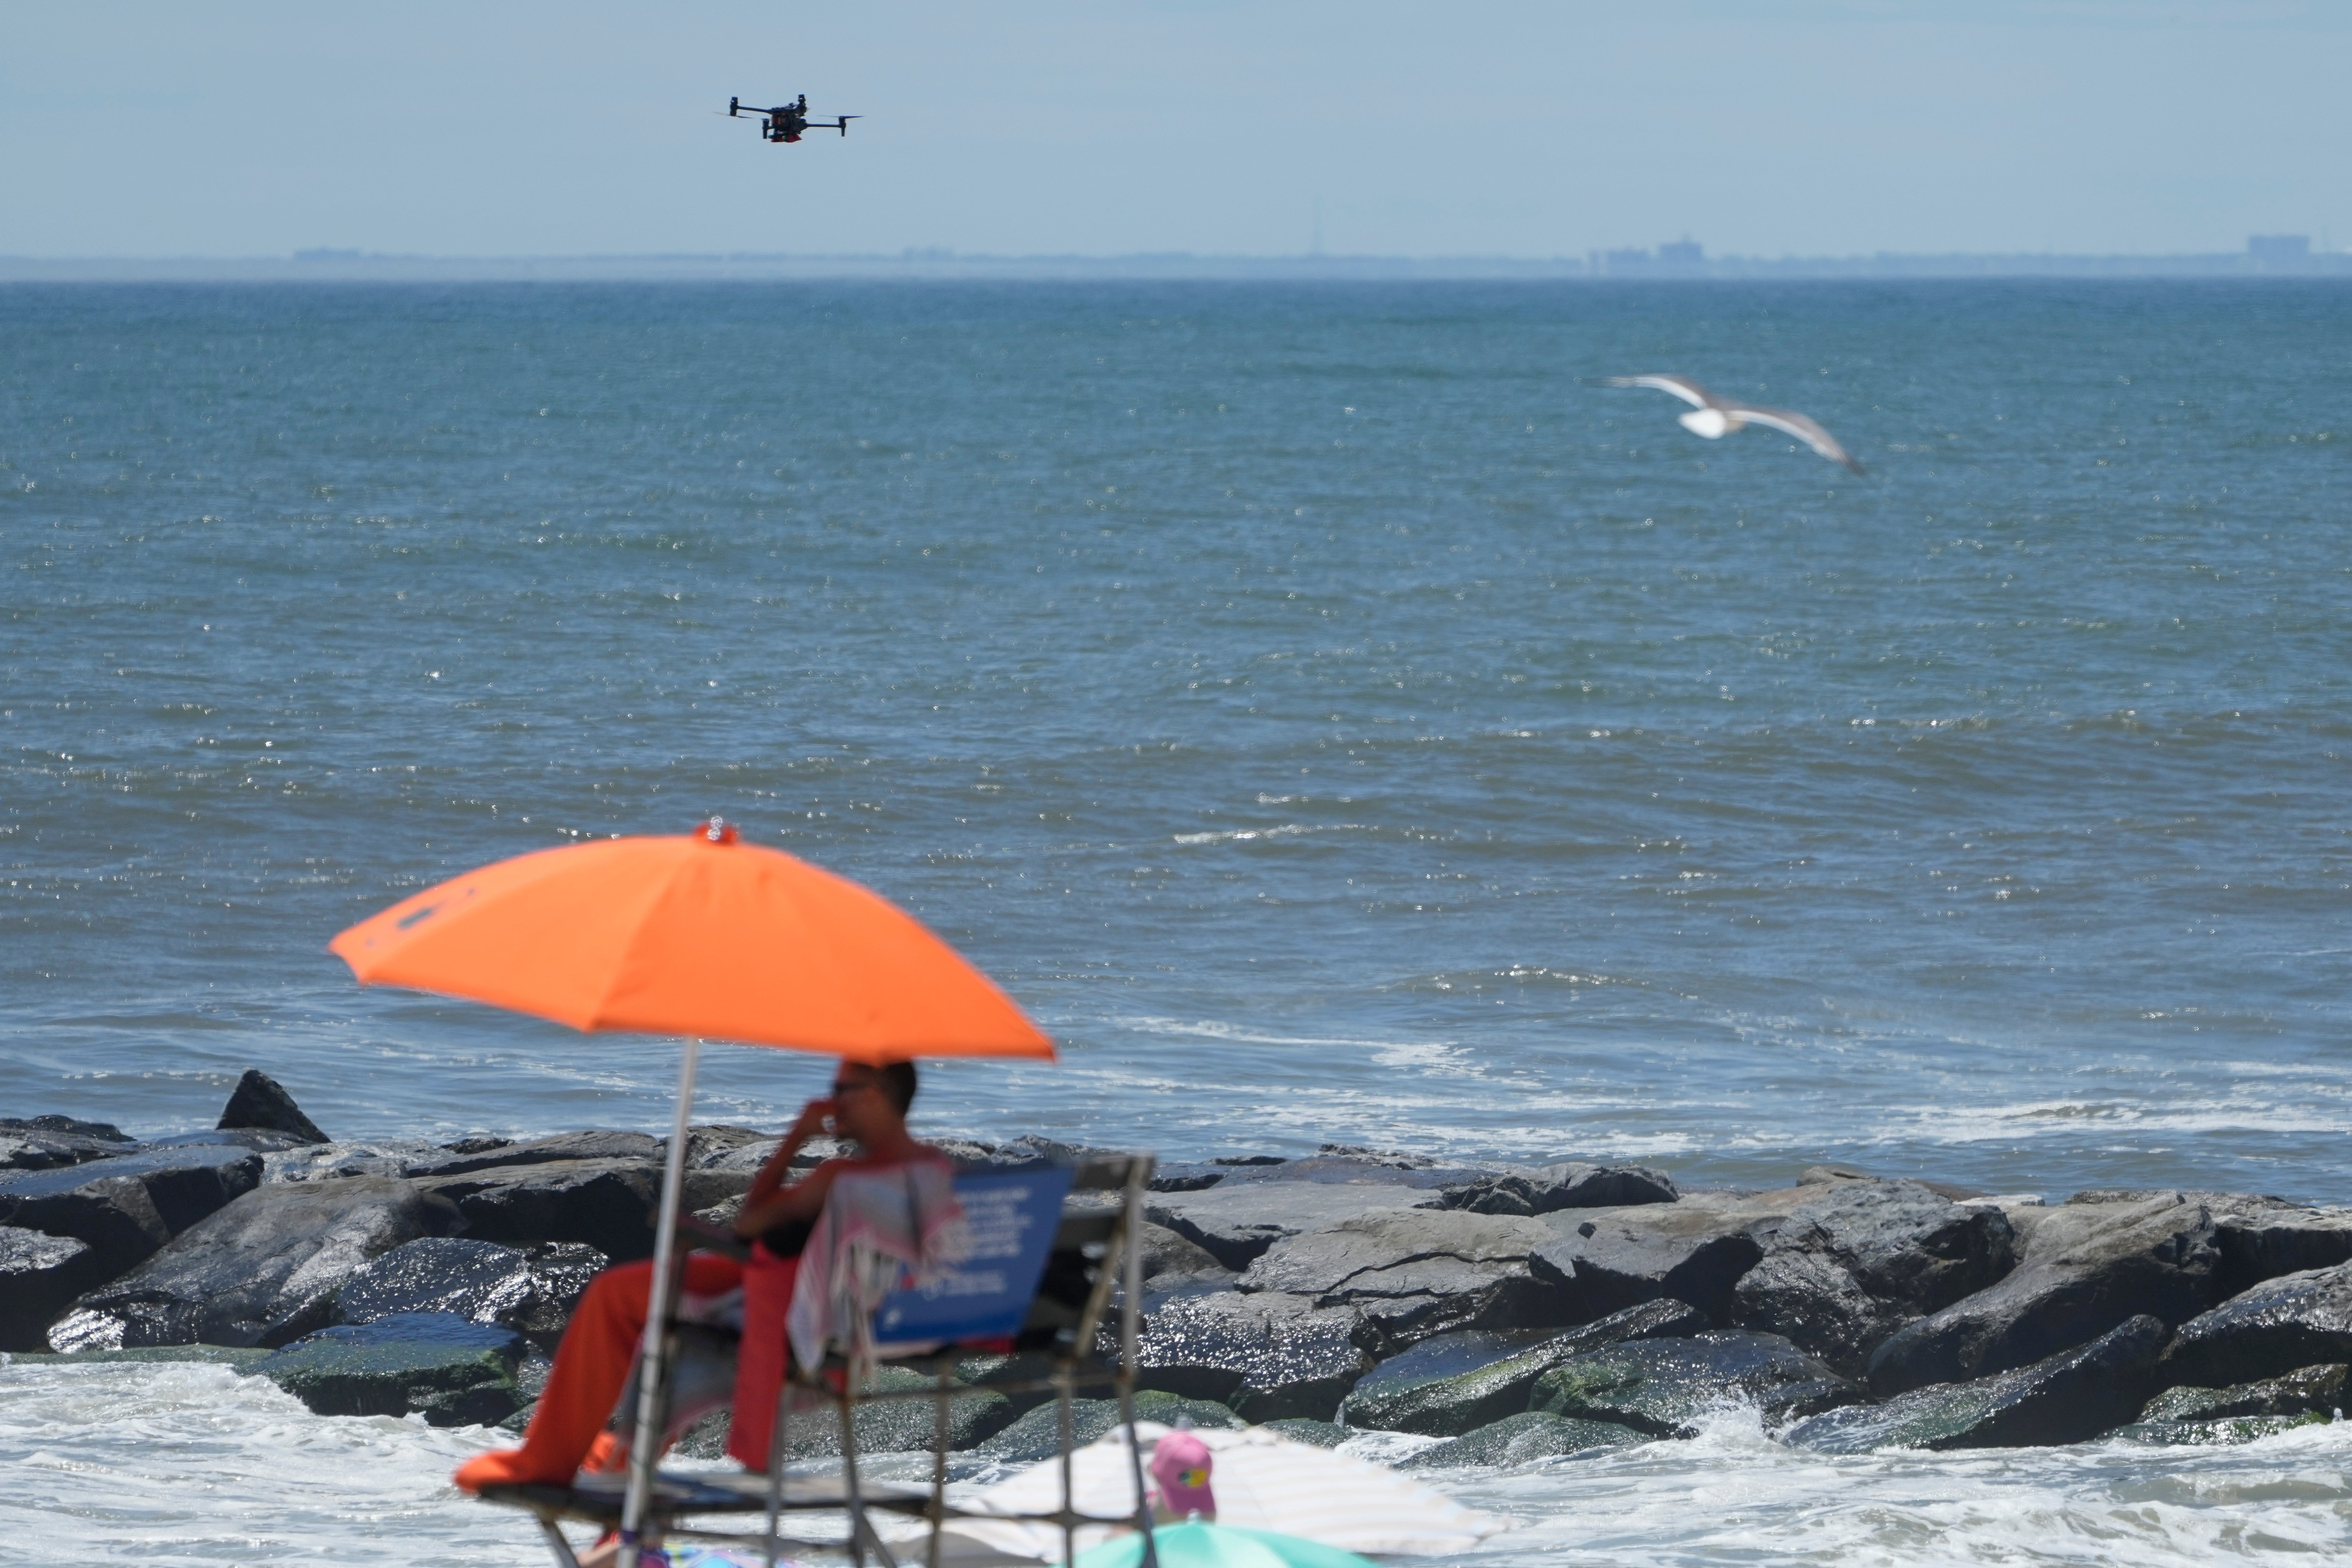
[0,1225,102,1350]
[1129,1289,1373,1420]
[0,1141,265,1244]
[2139,1361,2347,1423]
[1238,1208,1566,1356]
[254,1310,524,1425]
[1732,1179,2016,1377]
[14,1079,2352,1461]
[1865,1193,2221,1396]
[1788,1314,2167,1453]
[1399,1410,1647,1468]
[2158,1260,2352,1388]
[1344,1300,1710,1435]
[333,1236,607,1349]
[0,1115,135,1172]
[47,1176,456,1350]
[416,1158,665,1261]
[1530,1328,1858,1436]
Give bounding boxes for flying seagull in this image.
[1598,374,1863,472]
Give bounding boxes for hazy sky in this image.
[5,2,2345,258]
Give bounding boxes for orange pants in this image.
[454,1247,799,1491]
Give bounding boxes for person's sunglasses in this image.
[830,1078,878,1097]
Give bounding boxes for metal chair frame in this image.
[479,1154,1160,1568]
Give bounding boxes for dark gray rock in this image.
[2140,1362,2347,1423]
[1786,1314,2168,1453]
[2159,1261,2352,1389]
[1865,1193,2221,1397]
[47,1176,455,1350]
[0,1173,172,1285]
[1238,1209,1568,1357]
[334,1236,607,1350]
[401,1130,662,1179]
[1398,1411,1645,1468]
[415,1157,663,1261]
[1137,1223,1230,1285]
[7,1343,273,1369]
[0,1115,135,1172]
[1528,1191,1802,1324]
[216,1070,329,1144]
[973,1391,1241,1463]
[1129,1290,1373,1421]
[1343,1300,1710,1436]
[1436,1164,1679,1217]
[1530,1329,1858,1436]
[1145,1183,1433,1272]
[0,1140,264,1244]
[753,1365,1023,1459]
[1732,1180,2016,1377]
[2203,1196,2352,1296]
[254,1311,523,1425]
[261,1139,448,1184]
[0,1226,104,1350]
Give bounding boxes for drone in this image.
[728,94,857,143]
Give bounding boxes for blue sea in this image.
[4,279,2350,1564]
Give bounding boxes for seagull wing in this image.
[1723,403,1864,473]
[1599,374,1719,410]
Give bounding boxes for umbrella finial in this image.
[699,816,739,845]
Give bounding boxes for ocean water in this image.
[4,279,2350,1562]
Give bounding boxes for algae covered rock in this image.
[1258,1417,1350,1448]
[1786,1313,2167,1453]
[765,1364,1022,1459]
[255,1310,524,1425]
[2139,1361,2347,1424]
[1531,1329,1856,1436]
[1398,1410,1643,1468]
[972,1391,1240,1463]
[1344,1301,1709,1435]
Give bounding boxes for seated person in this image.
[454,1058,946,1492]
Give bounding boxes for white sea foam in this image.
[7,1361,2343,1568]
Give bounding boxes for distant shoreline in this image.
[5,251,2350,285]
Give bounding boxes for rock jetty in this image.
[5,1076,2349,1458]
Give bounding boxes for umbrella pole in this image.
[620,1037,701,1568]
[1117,1166,1158,1568]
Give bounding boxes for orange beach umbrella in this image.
[330,819,1051,1566]
[329,819,1053,1062]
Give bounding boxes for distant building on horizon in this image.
[2249,235,2311,262]
[1590,240,1704,277]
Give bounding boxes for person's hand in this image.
[788,1097,835,1144]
